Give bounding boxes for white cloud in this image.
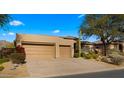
[52,30,60,33]
[78,14,85,18]
[9,20,24,26]
[8,32,15,35]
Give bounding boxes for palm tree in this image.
[0,14,10,29]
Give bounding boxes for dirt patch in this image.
[0,62,29,78]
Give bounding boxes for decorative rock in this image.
[13,64,19,67]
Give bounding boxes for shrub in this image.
[92,54,99,59]
[84,54,92,59]
[1,48,15,58]
[101,56,109,62]
[82,52,98,59]
[101,54,124,65]
[0,65,4,71]
[74,51,99,60]
[89,52,99,59]
[0,58,9,64]
[81,52,85,57]
[10,53,26,64]
[16,45,25,54]
[119,52,124,56]
[110,55,124,65]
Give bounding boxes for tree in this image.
[80,14,124,56]
[0,14,10,30]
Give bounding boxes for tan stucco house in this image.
[79,40,124,54]
[93,41,124,53]
[15,34,76,59]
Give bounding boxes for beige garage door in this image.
[23,44,55,59]
[60,45,71,58]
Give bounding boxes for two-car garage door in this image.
[23,43,71,59]
[23,44,55,59]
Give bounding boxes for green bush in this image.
[92,54,99,59]
[10,53,25,64]
[0,58,9,64]
[74,51,99,60]
[82,52,99,59]
[101,56,109,62]
[101,54,124,65]
[119,52,124,56]
[84,54,92,59]
[89,52,99,59]
[0,65,4,71]
[81,52,85,57]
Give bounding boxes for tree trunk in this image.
[102,41,107,56]
[101,37,108,56]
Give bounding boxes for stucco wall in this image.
[16,34,76,58]
[16,34,75,46]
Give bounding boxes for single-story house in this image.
[78,40,124,54]
[15,34,124,59]
[93,41,124,53]
[15,34,76,59]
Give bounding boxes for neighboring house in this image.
[93,40,124,53]
[78,40,124,54]
[15,34,76,59]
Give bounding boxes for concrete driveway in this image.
[26,58,123,77]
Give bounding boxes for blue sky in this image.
[0,14,97,42]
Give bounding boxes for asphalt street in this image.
[53,69,124,78]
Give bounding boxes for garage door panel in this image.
[23,44,55,59]
[24,46,53,49]
[26,52,55,55]
[24,49,55,52]
[26,55,54,59]
[23,45,54,48]
[60,45,71,58]
[25,50,55,53]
